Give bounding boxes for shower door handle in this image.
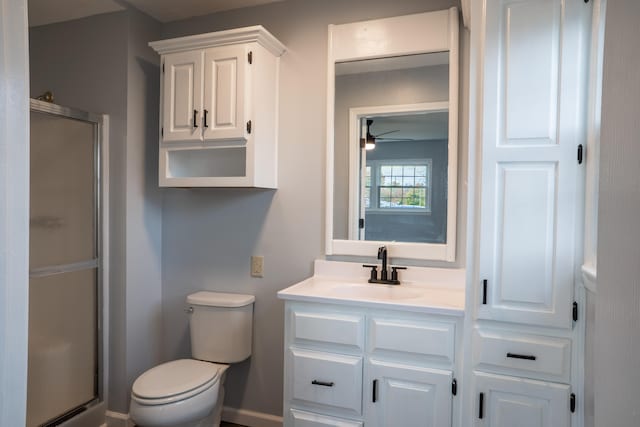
[193,110,198,128]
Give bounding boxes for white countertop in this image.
[277,260,466,316]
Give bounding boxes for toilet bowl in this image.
[130,359,229,427]
[129,292,254,427]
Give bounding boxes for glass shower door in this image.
[27,106,100,426]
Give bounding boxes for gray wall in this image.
[0,0,30,425]
[161,0,458,417]
[124,8,164,411]
[29,9,163,413]
[594,0,640,424]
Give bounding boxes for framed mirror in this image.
[326,8,459,261]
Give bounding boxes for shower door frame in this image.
[29,99,109,424]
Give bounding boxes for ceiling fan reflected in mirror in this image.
[360,118,414,150]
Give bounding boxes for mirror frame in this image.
[326,8,460,261]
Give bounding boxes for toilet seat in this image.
[132,359,226,406]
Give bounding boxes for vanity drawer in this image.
[473,328,571,382]
[291,309,364,350]
[369,317,455,364]
[290,348,363,415]
[289,409,363,427]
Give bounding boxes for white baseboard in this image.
[105,411,134,427]
[105,407,282,427]
[222,407,283,427]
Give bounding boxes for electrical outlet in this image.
[251,255,264,277]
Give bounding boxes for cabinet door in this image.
[474,372,570,427]
[202,45,248,141]
[477,0,591,328]
[162,50,203,142]
[365,360,452,427]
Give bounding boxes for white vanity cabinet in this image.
[150,26,285,188]
[283,301,461,427]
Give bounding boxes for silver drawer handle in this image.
[506,352,536,361]
[311,380,334,387]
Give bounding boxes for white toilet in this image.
[130,291,255,427]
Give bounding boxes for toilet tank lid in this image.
[187,291,255,307]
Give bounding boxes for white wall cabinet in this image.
[150,26,285,187]
[283,301,460,427]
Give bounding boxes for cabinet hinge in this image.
[359,218,365,229]
[482,279,488,304]
[578,144,584,164]
[248,51,253,64]
[573,301,579,322]
[570,393,576,413]
[246,120,252,134]
[452,378,457,396]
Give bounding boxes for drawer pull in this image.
[311,380,334,387]
[507,352,537,361]
[372,379,378,402]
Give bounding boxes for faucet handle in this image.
[391,266,407,282]
[363,264,378,282]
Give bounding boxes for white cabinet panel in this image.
[369,317,455,363]
[365,359,452,427]
[203,45,247,141]
[478,0,589,328]
[473,328,571,382]
[503,1,560,142]
[289,409,363,427]
[474,371,570,427]
[162,50,203,142]
[292,310,364,351]
[290,348,363,416]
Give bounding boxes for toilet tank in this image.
[186,291,255,363]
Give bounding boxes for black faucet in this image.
[378,246,389,281]
[363,245,406,285]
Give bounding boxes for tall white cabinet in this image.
[469,0,593,425]
[150,26,285,187]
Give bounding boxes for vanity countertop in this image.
[277,260,465,316]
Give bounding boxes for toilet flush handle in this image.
[184,306,194,313]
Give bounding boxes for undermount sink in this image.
[330,284,423,300]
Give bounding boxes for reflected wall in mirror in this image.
[326,8,459,261]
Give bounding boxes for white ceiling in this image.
[28,0,284,27]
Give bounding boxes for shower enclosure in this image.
[27,99,106,427]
